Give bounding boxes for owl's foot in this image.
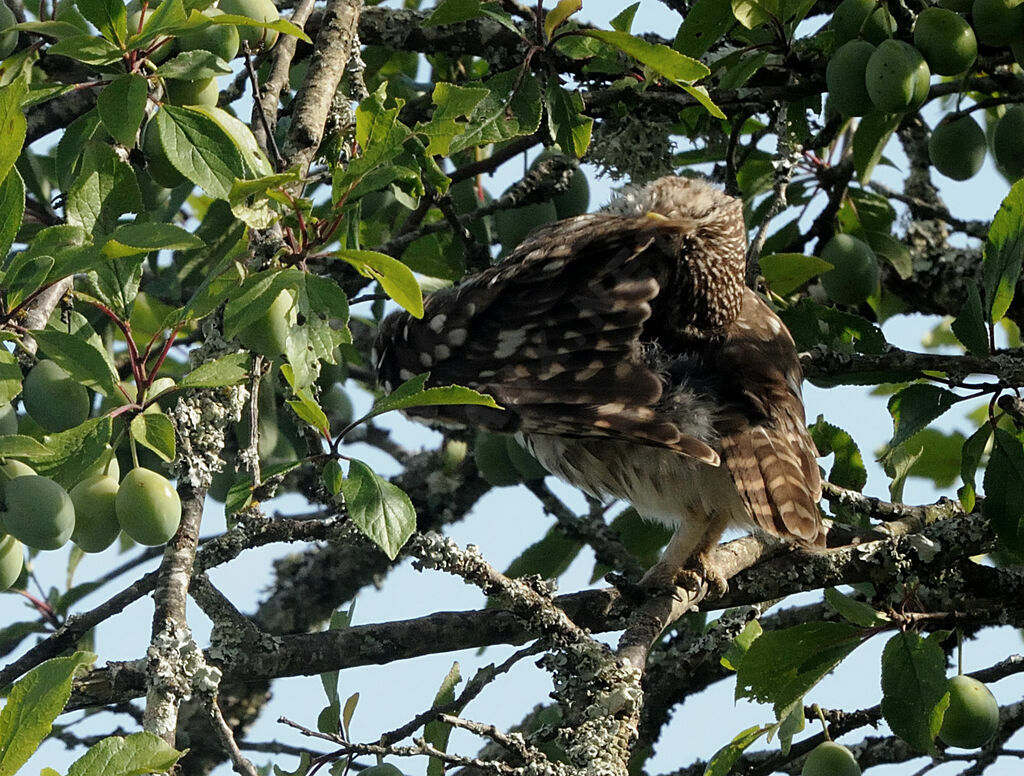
[628,558,726,604]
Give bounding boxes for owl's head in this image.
[602,176,744,235]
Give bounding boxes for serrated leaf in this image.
[0,168,25,262]
[0,436,53,457]
[673,0,735,58]
[880,631,946,753]
[224,473,253,517]
[30,417,113,488]
[0,349,22,406]
[75,0,126,43]
[65,141,141,234]
[130,411,176,462]
[448,69,542,155]
[341,459,415,560]
[610,1,639,32]
[983,179,1024,323]
[0,652,96,776]
[102,222,204,258]
[0,82,28,184]
[721,619,763,672]
[32,328,120,398]
[423,0,486,26]
[47,35,124,64]
[731,0,779,29]
[212,12,310,43]
[335,249,423,318]
[281,364,330,435]
[366,373,500,422]
[187,105,273,179]
[96,75,147,147]
[544,0,580,39]
[425,662,462,776]
[951,279,989,357]
[151,105,246,200]
[960,423,991,512]
[984,428,1024,554]
[179,352,250,388]
[735,622,864,716]
[703,724,771,776]
[417,82,489,156]
[885,384,958,450]
[66,731,183,776]
[546,82,592,158]
[155,50,233,79]
[853,112,901,184]
[809,417,867,491]
[760,253,832,296]
[824,587,890,628]
[581,29,710,85]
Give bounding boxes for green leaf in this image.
[0,436,53,457]
[882,441,923,503]
[720,619,762,672]
[341,459,416,560]
[808,417,867,491]
[130,411,176,462]
[155,50,233,79]
[779,299,888,362]
[545,82,593,158]
[29,417,113,489]
[0,652,96,776]
[151,105,246,200]
[32,328,121,398]
[853,112,901,184]
[610,1,639,32]
[423,0,487,26]
[731,0,779,29]
[418,82,489,156]
[102,222,204,257]
[281,364,330,435]
[505,526,581,580]
[983,179,1024,323]
[0,167,25,262]
[735,622,864,716]
[760,253,832,296]
[580,29,710,85]
[75,0,127,43]
[951,279,989,357]
[959,423,991,512]
[0,350,21,406]
[824,587,890,628]
[179,352,251,388]
[885,384,958,450]
[448,68,543,155]
[703,724,771,776]
[366,373,500,423]
[544,0,580,39]
[187,105,273,179]
[0,82,28,185]
[213,12,309,43]
[984,428,1024,554]
[65,141,141,234]
[335,249,423,318]
[96,75,147,147]
[66,731,183,776]
[906,428,966,489]
[880,631,946,753]
[47,34,124,64]
[88,256,145,318]
[673,0,735,58]
[425,662,462,776]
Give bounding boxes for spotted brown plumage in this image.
[373,176,824,589]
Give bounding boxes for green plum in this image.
[23,359,90,432]
[820,234,880,305]
[70,474,121,553]
[939,675,999,748]
[116,467,181,545]
[0,475,76,551]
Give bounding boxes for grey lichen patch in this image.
[171,320,248,491]
[588,114,676,183]
[144,623,223,737]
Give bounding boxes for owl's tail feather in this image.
[720,425,824,548]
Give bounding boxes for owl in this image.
[373,175,824,593]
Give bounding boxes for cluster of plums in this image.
[825,0,1024,181]
[0,360,183,592]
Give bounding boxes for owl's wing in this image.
[714,290,824,548]
[373,213,721,464]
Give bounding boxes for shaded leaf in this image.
[983,179,1024,323]
[342,459,416,560]
[880,631,946,753]
[984,428,1024,554]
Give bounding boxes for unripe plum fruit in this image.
[820,234,880,305]
[0,2,18,60]
[865,40,930,114]
[237,288,298,359]
[827,40,876,117]
[914,7,977,75]
[116,467,181,546]
[801,741,861,776]
[218,0,279,50]
[0,403,17,435]
[175,8,240,61]
[971,0,1024,46]
[164,77,219,107]
[831,0,895,44]
[929,115,987,180]
[495,199,558,254]
[0,475,76,551]
[70,474,121,553]
[939,675,999,748]
[142,115,189,189]
[23,360,90,432]
[0,534,23,591]
[992,105,1024,179]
